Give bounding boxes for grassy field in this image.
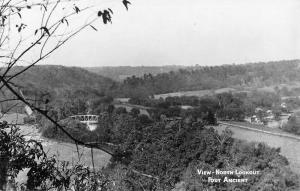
[0,113,27,124]
[255,82,300,92]
[153,82,300,100]
[114,103,151,116]
[154,88,237,99]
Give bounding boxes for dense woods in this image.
[113,60,300,97]
[0,65,115,114]
[128,90,282,122]
[10,65,114,95]
[86,65,184,81]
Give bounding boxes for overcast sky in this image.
[40,0,300,67]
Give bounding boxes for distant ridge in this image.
[85,65,185,81]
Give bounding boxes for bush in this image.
[23,116,36,124]
[41,118,99,143]
[282,116,300,135]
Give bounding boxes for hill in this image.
[85,65,185,81]
[113,60,300,97]
[10,65,114,92]
[0,65,116,113]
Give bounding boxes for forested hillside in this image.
[10,65,114,93]
[113,60,300,97]
[0,65,115,113]
[85,65,184,81]
[6,60,300,100]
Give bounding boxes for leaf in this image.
[108,8,113,14]
[122,0,131,10]
[26,5,31,9]
[90,25,98,31]
[74,6,80,13]
[61,18,69,26]
[17,23,25,32]
[34,29,38,35]
[102,10,112,24]
[97,11,103,17]
[65,19,69,26]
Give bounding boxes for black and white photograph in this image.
[0,0,300,190]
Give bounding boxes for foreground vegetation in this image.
[34,101,299,191]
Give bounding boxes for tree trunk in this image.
[0,155,8,191]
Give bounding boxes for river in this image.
[217,125,300,174]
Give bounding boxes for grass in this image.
[0,113,27,124]
[153,82,300,100]
[154,89,213,99]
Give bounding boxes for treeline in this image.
[85,65,184,81]
[129,90,282,122]
[112,60,300,97]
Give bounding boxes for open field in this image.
[154,88,237,99]
[114,103,151,116]
[154,89,212,99]
[0,113,27,124]
[153,82,300,100]
[254,82,300,93]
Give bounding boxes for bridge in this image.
[69,115,99,131]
